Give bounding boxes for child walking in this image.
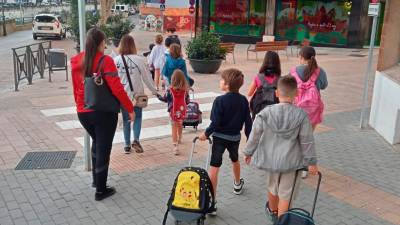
[290,46,327,178]
[243,75,319,223]
[148,34,167,90]
[157,69,189,155]
[248,51,281,119]
[290,46,328,130]
[162,43,193,87]
[199,68,252,216]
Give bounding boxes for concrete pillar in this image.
[377,0,400,71]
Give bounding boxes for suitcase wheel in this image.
[197,218,205,225]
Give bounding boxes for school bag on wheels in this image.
[275,169,322,225]
[250,74,279,120]
[290,67,324,126]
[162,137,215,225]
[183,89,203,130]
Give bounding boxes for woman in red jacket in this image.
[71,28,134,201]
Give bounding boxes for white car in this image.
[32,14,66,40]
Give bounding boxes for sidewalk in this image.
[0,30,399,225]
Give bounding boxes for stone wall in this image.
[0,19,17,37]
[0,19,32,37]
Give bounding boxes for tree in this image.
[100,0,113,25]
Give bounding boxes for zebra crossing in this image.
[41,92,220,146]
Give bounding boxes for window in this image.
[35,16,56,23]
[209,0,266,37]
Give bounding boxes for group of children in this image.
[195,46,327,221]
[144,34,328,221]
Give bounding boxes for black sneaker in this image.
[233,178,244,195]
[124,146,131,154]
[208,202,217,216]
[95,187,116,201]
[265,201,278,224]
[132,141,144,153]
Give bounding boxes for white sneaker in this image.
[301,171,308,179]
[233,178,244,195]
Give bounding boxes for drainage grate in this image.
[348,54,367,57]
[15,151,76,170]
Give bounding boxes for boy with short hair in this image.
[243,75,319,222]
[199,68,252,216]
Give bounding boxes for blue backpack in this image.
[275,170,322,225]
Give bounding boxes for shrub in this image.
[185,32,226,60]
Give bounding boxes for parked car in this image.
[32,14,66,40]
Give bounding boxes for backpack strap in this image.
[290,67,303,84]
[309,67,321,83]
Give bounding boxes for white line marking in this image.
[74,119,211,146]
[40,92,220,117]
[55,103,213,130]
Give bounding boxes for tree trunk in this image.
[100,0,113,25]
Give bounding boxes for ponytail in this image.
[304,56,318,81]
[299,46,318,81]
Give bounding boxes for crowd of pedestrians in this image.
[70,27,328,223]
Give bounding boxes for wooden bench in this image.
[220,42,236,64]
[247,41,289,61]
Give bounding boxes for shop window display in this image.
[276,0,352,45]
[209,0,266,37]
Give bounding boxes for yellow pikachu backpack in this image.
[162,138,215,225]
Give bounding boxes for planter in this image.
[189,59,223,74]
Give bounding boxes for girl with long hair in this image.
[247,51,282,97]
[290,46,328,179]
[114,34,158,154]
[71,28,134,201]
[157,69,189,155]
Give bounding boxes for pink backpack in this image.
[291,67,324,126]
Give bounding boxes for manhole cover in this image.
[348,54,367,57]
[15,151,76,170]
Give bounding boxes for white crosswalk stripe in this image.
[40,92,219,117]
[55,103,213,130]
[74,119,211,146]
[41,91,220,146]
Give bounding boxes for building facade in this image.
[196,0,386,47]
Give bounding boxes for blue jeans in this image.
[121,106,142,147]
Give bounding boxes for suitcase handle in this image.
[189,88,195,100]
[288,168,322,218]
[188,137,213,169]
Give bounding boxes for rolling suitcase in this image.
[183,89,203,130]
[162,137,215,225]
[275,169,322,225]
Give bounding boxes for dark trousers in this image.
[78,111,118,192]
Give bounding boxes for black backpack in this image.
[250,74,279,120]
